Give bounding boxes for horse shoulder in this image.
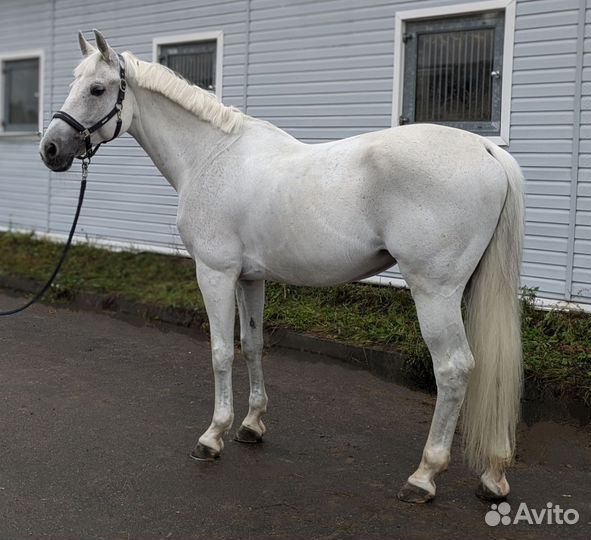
[176,177,244,267]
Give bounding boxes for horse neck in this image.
[127,84,233,192]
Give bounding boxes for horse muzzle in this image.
[39,132,79,172]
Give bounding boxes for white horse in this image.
[40,31,524,504]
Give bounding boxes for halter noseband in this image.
[52,54,127,160]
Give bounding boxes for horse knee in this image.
[211,344,234,372]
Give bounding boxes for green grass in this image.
[1,232,590,401]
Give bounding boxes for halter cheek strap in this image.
[52,54,126,160]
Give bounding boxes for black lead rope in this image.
[0,54,127,317]
[0,160,88,317]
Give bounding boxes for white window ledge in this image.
[0,131,41,140]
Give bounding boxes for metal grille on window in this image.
[159,40,216,92]
[2,58,39,131]
[401,11,504,136]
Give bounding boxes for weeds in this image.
[1,232,589,400]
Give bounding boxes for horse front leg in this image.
[234,279,268,443]
[190,263,239,461]
[398,289,474,503]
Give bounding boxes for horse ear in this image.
[93,29,115,62]
[78,31,97,57]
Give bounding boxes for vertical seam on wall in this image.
[564,0,586,300]
[242,0,251,114]
[46,0,56,234]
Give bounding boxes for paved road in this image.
[0,293,589,539]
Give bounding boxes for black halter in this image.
[52,55,127,160]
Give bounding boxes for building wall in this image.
[511,0,589,301]
[47,0,248,248]
[0,0,52,233]
[572,0,590,301]
[0,0,588,304]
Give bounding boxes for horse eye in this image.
[90,85,105,97]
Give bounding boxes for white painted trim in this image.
[0,48,44,136]
[392,9,404,133]
[391,0,515,146]
[152,31,224,100]
[532,297,591,314]
[362,275,591,313]
[2,226,589,313]
[486,135,507,146]
[499,0,515,145]
[393,0,514,22]
[1,226,190,257]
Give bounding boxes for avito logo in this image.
[485,502,580,526]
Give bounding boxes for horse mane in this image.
[74,51,245,134]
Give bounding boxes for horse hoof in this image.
[476,482,507,502]
[234,425,263,444]
[397,482,434,504]
[190,443,220,462]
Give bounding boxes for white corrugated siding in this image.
[510,0,587,299]
[45,0,247,249]
[0,0,588,304]
[572,1,590,301]
[0,0,52,232]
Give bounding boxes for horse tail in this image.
[461,141,525,473]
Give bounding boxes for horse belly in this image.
[240,244,395,287]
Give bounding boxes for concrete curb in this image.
[1,274,589,426]
[0,275,419,390]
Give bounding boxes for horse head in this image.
[40,30,133,171]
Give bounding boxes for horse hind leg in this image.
[398,288,474,503]
[234,278,268,443]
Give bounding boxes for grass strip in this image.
[1,232,589,401]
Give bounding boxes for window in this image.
[1,54,41,133]
[393,1,516,145]
[159,41,216,91]
[153,32,223,97]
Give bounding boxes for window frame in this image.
[0,49,44,138]
[392,0,516,146]
[152,31,223,100]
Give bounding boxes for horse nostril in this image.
[45,142,58,159]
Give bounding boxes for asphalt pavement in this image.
[0,292,589,540]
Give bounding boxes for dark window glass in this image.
[3,58,39,131]
[159,40,217,92]
[401,11,504,135]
